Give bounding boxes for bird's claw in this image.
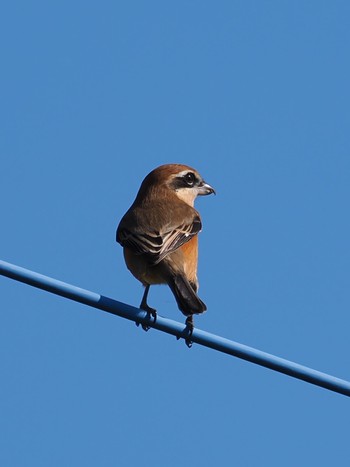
[136,305,157,332]
[176,316,194,347]
[185,338,193,348]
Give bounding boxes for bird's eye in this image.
[184,172,195,186]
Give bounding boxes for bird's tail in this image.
[167,273,207,316]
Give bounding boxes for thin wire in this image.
[1,259,349,397]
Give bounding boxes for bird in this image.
[116,163,215,345]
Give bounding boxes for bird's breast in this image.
[123,247,167,286]
[179,236,198,285]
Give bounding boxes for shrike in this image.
[116,164,215,344]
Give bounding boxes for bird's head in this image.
[140,164,215,206]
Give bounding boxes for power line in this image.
[1,258,349,397]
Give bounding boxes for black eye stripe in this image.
[170,172,199,190]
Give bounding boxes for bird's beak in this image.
[198,181,216,196]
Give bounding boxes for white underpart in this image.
[174,187,198,206]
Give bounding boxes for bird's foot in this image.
[176,315,194,348]
[184,316,194,347]
[136,304,157,331]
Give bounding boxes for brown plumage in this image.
[116,164,215,341]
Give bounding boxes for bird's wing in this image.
[117,216,202,265]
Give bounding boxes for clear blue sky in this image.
[1,1,350,466]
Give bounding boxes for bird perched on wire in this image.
[116,163,215,345]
